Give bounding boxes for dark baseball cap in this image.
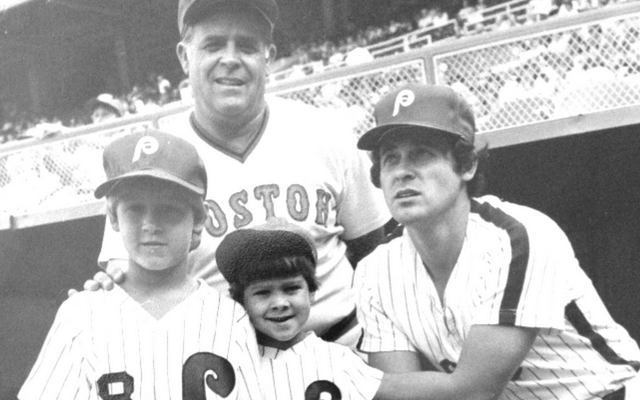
[357,83,476,151]
[95,129,207,199]
[216,218,317,286]
[178,0,279,34]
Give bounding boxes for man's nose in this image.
[219,42,240,64]
[393,158,415,182]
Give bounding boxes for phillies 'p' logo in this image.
[132,136,159,162]
[392,89,415,117]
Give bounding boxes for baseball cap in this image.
[95,129,207,199]
[178,0,279,34]
[216,218,317,287]
[357,83,476,151]
[87,93,124,117]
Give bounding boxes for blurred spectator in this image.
[495,12,518,30]
[528,0,557,21]
[463,0,488,33]
[557,0,580,16]
[86,93,124,124]
[457,0,477,22]
[345,46,374,66]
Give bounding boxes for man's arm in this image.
[373,324,539,400]
[344,224,388,267]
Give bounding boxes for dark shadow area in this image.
[488,123,640,345]
[0,215,104,399]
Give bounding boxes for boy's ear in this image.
[107,205,120,232]
[309,291,316,303]
[189,203,208,252]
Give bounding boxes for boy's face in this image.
[243,276,312,349]
[111,180,197,272]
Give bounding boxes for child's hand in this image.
[67,260,126,297]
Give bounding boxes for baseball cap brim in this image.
[357,123,470,151]
[94,169,206,199]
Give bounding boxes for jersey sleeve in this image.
[323,117,390,241]
[354,255,417,353]
[471,198,573,333]
[18,296,92,400]
[336,347,384,400]
[229,310,265,400]
[97,217,128,269]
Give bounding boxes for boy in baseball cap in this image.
[19,130,264,400]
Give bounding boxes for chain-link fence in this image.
[1,5,640,221]
[434,11,640,132]
[0,122,152,217]
[271,60,427,139]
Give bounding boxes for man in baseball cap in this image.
[353,82,640,399]
[358,82,486,195]
[88,0,391,355]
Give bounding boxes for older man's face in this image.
[177,9,275,129]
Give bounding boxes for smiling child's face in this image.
[243,275,313,349]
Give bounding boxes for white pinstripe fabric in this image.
[19,281,263,400]
[259,333,383,400]
[355,195,640,399]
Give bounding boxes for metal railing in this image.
[1,2,640,228]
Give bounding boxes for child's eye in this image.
[284,285,302,294]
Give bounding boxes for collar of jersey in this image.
[189,106,270,163]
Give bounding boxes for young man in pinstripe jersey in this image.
[354,82,640,399]
[20,130,263,400]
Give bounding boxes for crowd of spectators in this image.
[0,72,182,145]
[0,0,636,145]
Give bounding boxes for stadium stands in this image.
[1,1,640,224]
[3,0,626,144]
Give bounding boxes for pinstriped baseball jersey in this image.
[99,96,390,345]
[18,281,263,400]
[259,333,383,400]
[355,195,640,399]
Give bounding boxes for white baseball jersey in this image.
[259,333,383,400]
[18,281,263,400]
[355,195,640,399]
[99,96,390,341]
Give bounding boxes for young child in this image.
[216,218,385,400]
[19,130,263,400]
